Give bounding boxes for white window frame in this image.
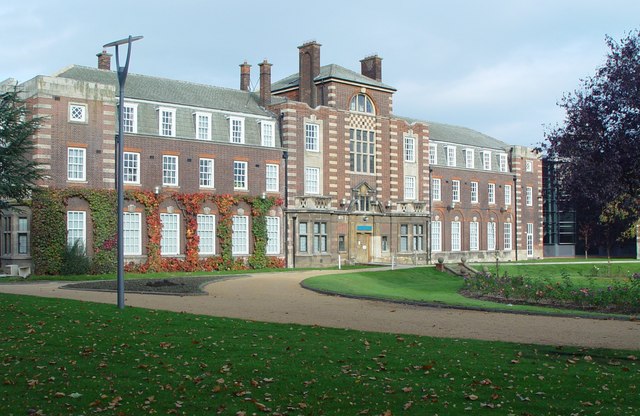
[123,212,141,256]
[487,221,496,251]
[232,215,249,255]
[66,211,86,250]
[504,222,512,251]
[122,103,138,134]
[266,164,279,193]
[465,148,474,169]
[404,136,416,163]
[432,178,441,201]
[470,181,478,203]
[429,143,437,165]
[229,116,245,144]
[194,112,212,141]
[504,184,512,206]
[499,153,508,172]
[162,155,179,187]
[525,160,533,172]
[469,221,479,251]
[451,221,461,252]
[197,214,216,255]
[404,175,416,200]
[527,223,534,257]
[261,120,275,147]
[123,152,140,184]
[158,107,176,137]
[67,147,86,181]
[488,183,496,204]
[199,158,214,189]
[233,161,248,190]
[452,180,460,203]
[431,220,441,252]
[69,103,86,122]
[305,123,319,152]
[305,167,320,195]
[266,216,280,255]
[446,145,456,167]
[482,151,492,170]
[160,213,180,256]
[526,187,533,206]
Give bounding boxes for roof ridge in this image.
[63,64,254,96]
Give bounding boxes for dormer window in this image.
[349,94,374,114]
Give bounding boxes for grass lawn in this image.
[0,293,638,415]
[303,265,640,317]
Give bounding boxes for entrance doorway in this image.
[355,232,371,263]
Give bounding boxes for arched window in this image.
[349,94,374,114]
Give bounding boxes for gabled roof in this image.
[398,116,510,150]
[271,64,396,92]
[55,65,273,117]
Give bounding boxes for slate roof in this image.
[271,64,396,92]
[398,116,510,150]
[55,65,273,117]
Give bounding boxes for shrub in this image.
[61,241,91,276]
[463,270,640,314]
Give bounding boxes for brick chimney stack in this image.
[298,41,321,107]
[97,50,112,70]
[258,59,272,106]
[360,55,382,82]
[240,61,251,91]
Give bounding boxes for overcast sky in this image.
[2,0,638,147]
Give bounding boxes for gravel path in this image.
[1,269,638,351]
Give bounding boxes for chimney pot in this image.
[360,55,382,82]
[97,49,112,71]
[258,59,272,106]
[298,41,321,107]
[239,61,251,91]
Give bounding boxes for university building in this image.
[0,41,543,273]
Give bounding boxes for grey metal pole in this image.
[104,35,143,309]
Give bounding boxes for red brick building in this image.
[0,41,543,273]
[267,42,542,267]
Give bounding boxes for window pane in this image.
[123,212,141,255]
[160,213,179,255]
[67,148,85,181]
[199,158,214,188]
[162,155,178,186]
[123,152,139,183]
[197,214,216,255]
[67,211,86,250]
[232,216,249,255]
[266,216,280,254]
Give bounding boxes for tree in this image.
[0,87,42,210]
[542,30,640,253]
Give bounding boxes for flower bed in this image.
[462,272,640,314]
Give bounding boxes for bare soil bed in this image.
[62,275,243,295]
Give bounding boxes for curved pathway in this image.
[0,269,638,350]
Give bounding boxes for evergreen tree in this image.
[0,87,42,209]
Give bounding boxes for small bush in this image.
[61,241,91,275]
[463,270,640,314]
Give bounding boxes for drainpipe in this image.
[428,167,433,264]
[513,175,519,261]
[279,112,290,268]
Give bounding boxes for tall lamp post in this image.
[103,35,143,309]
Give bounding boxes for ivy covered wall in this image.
[31,189,284,275]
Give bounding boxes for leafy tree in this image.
[542,30,640,254]
[0,87,42,210]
